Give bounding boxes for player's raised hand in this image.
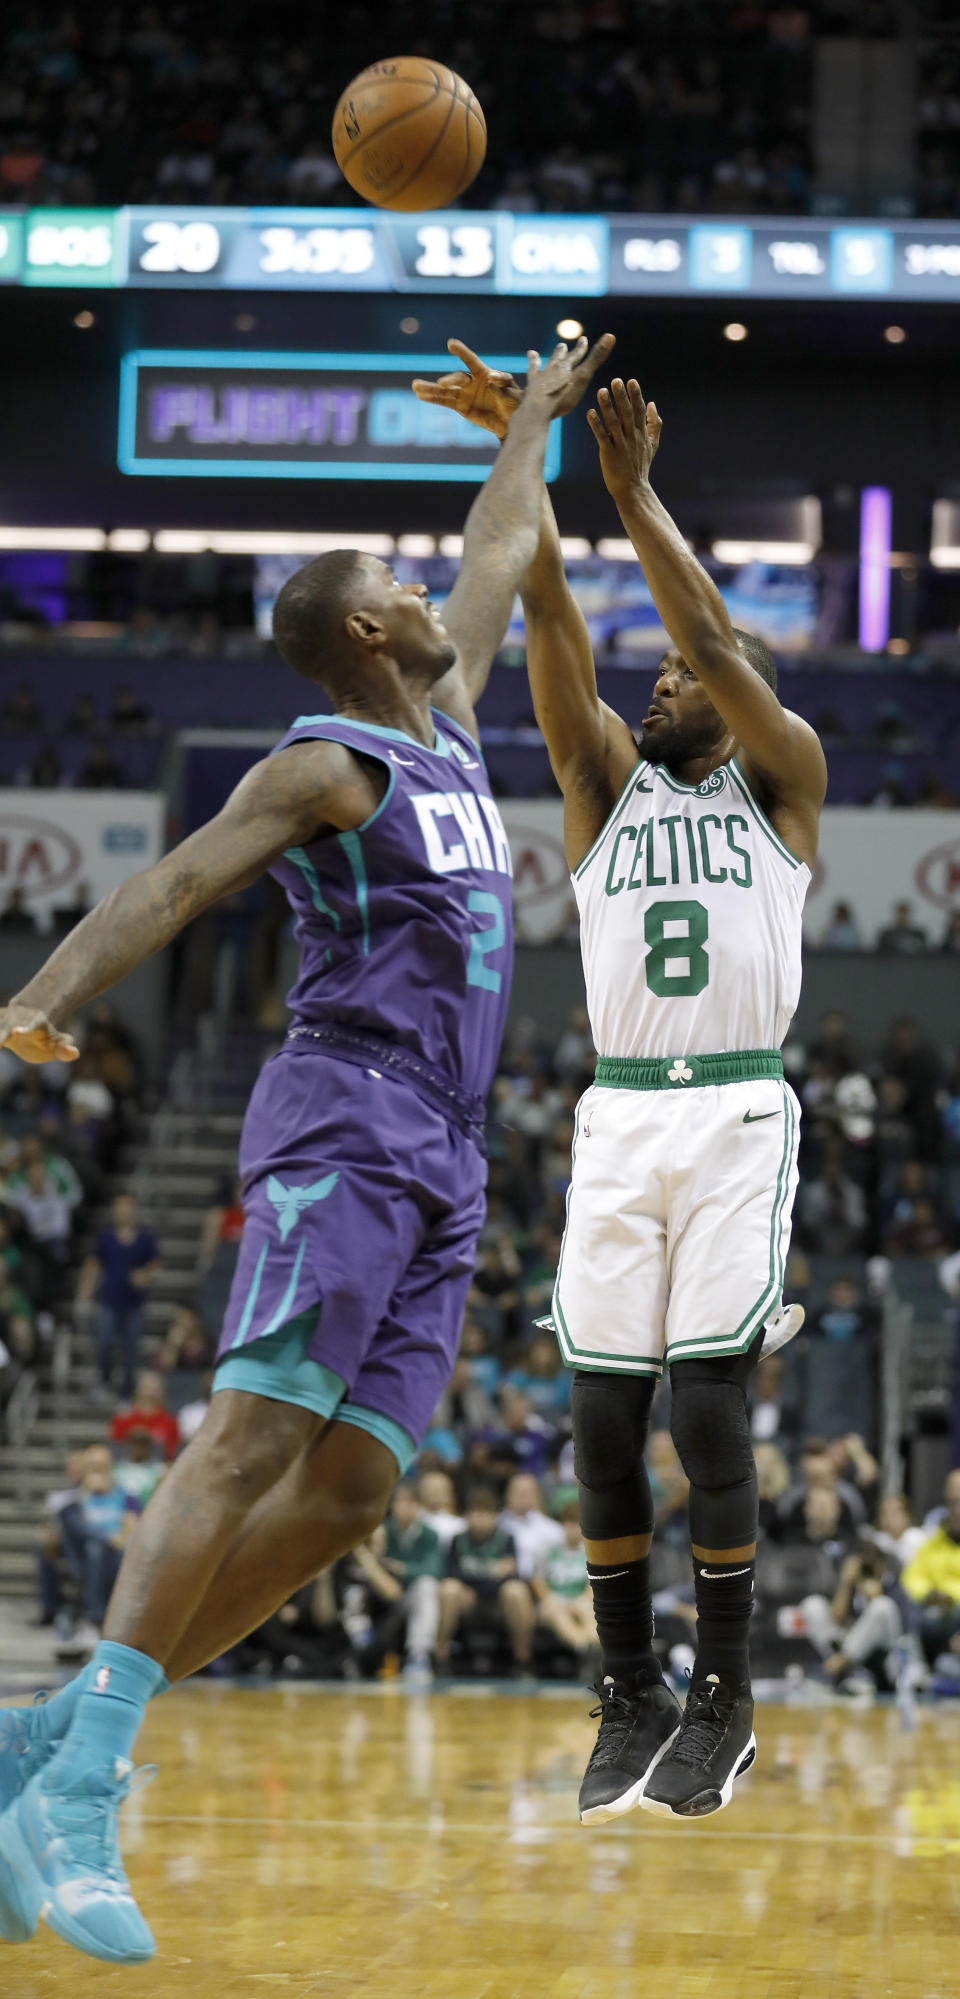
[525,332,616,420]
[587,376,662,502]
[412,339,523,439]
[0,1003,79,1065]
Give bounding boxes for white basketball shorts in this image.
[547,1065,801,1375]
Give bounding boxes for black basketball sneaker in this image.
[579,1674,682,1826]
[641,1675,756,1819]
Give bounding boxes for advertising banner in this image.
[0,792,164,931]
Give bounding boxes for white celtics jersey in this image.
[573,756,810,1058]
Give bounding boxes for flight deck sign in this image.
[118,350,562,481]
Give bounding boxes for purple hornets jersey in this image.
[269,706,514,1101]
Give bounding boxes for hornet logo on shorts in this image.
[267,1172,340,1242]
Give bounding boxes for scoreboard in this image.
[5,205,960,299]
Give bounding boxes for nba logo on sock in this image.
[95,1666,112,1692]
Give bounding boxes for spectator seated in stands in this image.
[792,1486,856,1562]
[111,1427,166,1510]
[531,1498,596,1665]
[416,1470,465,1550]
[824,1434,879,1514]
[437,1487,534,1676]
[819,900,862,951]
[5,1131,84,1216]
[431,1350,498,1444]
[110,1368,180,1462]
[866,1491,928,1568]
[777,1438,869,1542]
[809,1276,878,1346]
[77,1190,159,1403]
[458,1312,502,1399]
[78,740,126,789]
[155,1302,213,1378]
[900,1468,960,1676]
[347,1484,443,1681]
[800,1532,904,1692]
[876,899,930,954]
[34,1449,90,1628]
[884,1196,951,1261]
[109,684,154,733]
[505,1331,572,1419]
[0,887,37,933]
[499,1471,565,1582]
[55,1444,139,1661]
[797,1139,868,1255]
[234,1570,350,1681]
[3,1156,74,1270]
[484,1386,557,1480]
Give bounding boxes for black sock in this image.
[691,1552,755,1690]
[585,1556,659,1684]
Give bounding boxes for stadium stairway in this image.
[0,1023,273,1604]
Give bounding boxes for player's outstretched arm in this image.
[521,488,640,869]
[588,378,827,816]
[412,335,614,734]
[0,741,375,1064]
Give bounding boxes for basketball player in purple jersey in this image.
[0,333,613,1965]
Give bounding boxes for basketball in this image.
[332,57,487,212]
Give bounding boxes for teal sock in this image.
[33,1664,94,1746]
[35,1656,170,1751]
[47,1643,168,1782]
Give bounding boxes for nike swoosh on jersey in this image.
[742,1109,781,1124]
[388,751,417,766]
[635,780,653,791]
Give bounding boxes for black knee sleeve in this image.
[572,1371,656,1489]
[668,1351,757,1491]
[572,1371,656,1542]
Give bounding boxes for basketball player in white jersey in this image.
[414,350,826,1822]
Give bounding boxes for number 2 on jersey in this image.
[644,898,709,997]
[466,890,505,993]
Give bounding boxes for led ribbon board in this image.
[6,207,960,298]
[118,351,562,481]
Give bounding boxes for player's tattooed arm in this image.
[521,487,641,871]
[588,378,827,823]
[0,741,379,1063]
[413,335,614,736]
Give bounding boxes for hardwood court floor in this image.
[3,1685,960,1999]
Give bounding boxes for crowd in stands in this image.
[0,2,838,219]
[5,990,958,1690]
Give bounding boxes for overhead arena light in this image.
[0,526,107,550]
[438,535,464,557]
[930,498,960,568]
[558,537,593,559]
[151,530,396,556]
[106,528,151,552]
[711,540,818,566]
[396,534,436,557]
[595,538,637,560]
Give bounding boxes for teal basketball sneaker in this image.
[0,1757,156,1963]
[0,1698,62,1942]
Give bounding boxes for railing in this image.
[4,1370,40,1514]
